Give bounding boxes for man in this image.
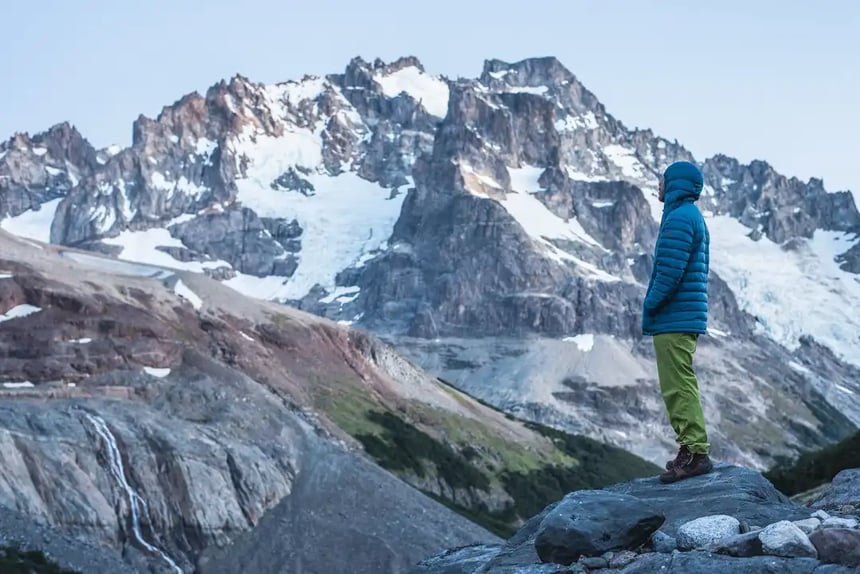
[642,160,713,484]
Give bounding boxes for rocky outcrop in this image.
[411,465,860,573]
[0,123,98,219]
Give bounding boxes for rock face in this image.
[2,55,860,473]
[532,490,663,564]
[413,465,860,574]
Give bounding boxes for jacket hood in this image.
[662,161,704,208]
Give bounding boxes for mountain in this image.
[0,229,658,573]
[2,55,859,473]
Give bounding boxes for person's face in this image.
[658,176,665,203]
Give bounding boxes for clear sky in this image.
[3,0,858,197]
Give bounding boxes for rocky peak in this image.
[701,154,860,243]
[0,123,98,220]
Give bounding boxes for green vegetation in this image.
[500,421,661,519]
[765,428,860,496]
[318,374,660,537]
[0,545,79,574]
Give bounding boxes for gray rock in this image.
[650,531,676,554]
[578,556,608,569]
[809,528,860,568]
[533,490,664,565]
[620,551,848,573]
[707,530,763,558]
[605,465,808,536]
[608,550,637,569]
[676,515,740,550]
[821,517,859,529]
[758,521,818,558]
[810,468,860,520]
[812,510,832,521]
[794,518,823,534]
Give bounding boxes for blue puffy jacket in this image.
[642,161,710,336]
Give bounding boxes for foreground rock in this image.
[811,469,860,512]
[411,465,860,573]
[533,490,663,564]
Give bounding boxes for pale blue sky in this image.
[3,1,858,197]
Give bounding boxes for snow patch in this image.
[320,286,360,304]
[563,333,595,352]
[280,77,327,105]
[789,361,811,374]
[173,279,202,310]
[0,304,42,323]
[591,200,615,208]
[604,145,652,181]
[32,147,48,157]
[554,112,599,132]
[0,198,62,243]
[489,70,510,80]
[504,86,549,96]
[503,166,602,248]
[0,273,12,279]
[709,216,860,366]
[239,331,254,342]
[143,367,171,378]
[105,144,122,156]
[707,327,729,338]
[229,127,406,300]
[2,381,34,389]
[45,166,63,176]
[374,66,450,118]
[69,338,93,344]
[102,223,230,274]
[563,166,608,183]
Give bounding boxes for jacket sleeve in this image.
[644,211,695,314]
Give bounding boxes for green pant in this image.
[653,333,710,454]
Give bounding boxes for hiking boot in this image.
[659,452,714,484]
[665,445,691,470]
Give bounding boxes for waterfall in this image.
[84,413,183,574]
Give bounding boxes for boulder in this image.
[533,490,664,565]
[811,470,860,511]
[676,515,740,550]
[821,517,859,529]
[793,518,822,535]
[758,521,818,558]
[809,528,860,568]
[605,465,808,536]
[650,531,677,554]
[707,530,763,558]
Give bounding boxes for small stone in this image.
[676,515,741,550]
[811,510,831,521]
[707,530,763,557]
[792,517,822,535]
[600,551,615,561]
[650,531,677,554]
[758,520,818,558]
[579,556,608,569]
[809,528,860,568]
[738,520,752,534]
[608,550,637,569]
[821,516,859,529]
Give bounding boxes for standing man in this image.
[643,161,714,484]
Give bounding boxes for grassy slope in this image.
[764,428,860,496]
[314,377,660,537]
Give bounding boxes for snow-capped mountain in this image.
[2,55,859,469]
